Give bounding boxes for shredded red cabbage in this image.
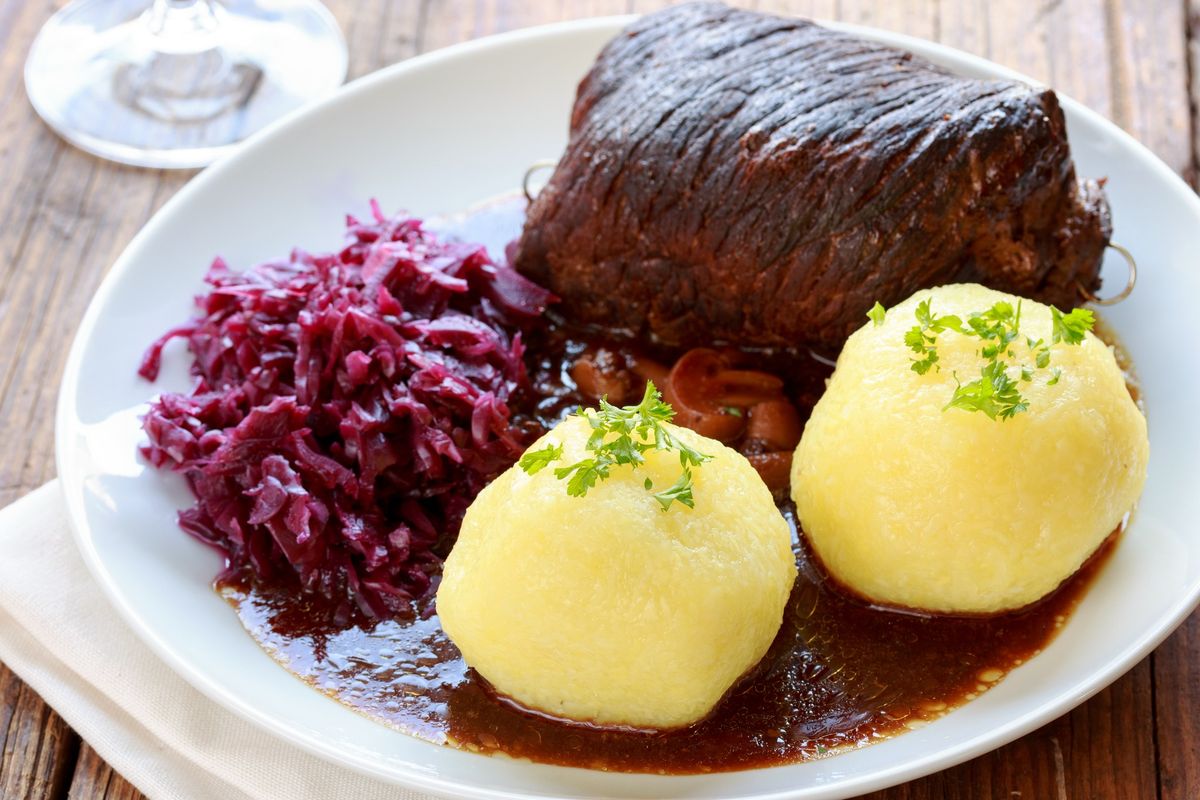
[139,201,554,620]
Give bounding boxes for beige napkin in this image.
[0,482,439,800]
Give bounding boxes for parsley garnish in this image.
[890,295,1096,421]
[517,381,711,511]
[1051,306,1096,345]
[904,299,964,375]
[649,470,701,512]
[1028,336,1051,369]
[945,361,1029,420]
[963,300,1020,359]
[517,443,563,475]
[867,301,887,327]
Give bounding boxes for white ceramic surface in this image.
[56,16,1200,800]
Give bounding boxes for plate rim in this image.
[54,14,1200,800]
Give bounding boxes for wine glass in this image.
[24,0,348,169]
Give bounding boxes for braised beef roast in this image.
[514,2,1111,352]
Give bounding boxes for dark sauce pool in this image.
[220,524,1114,773]
[216,194,1124,774]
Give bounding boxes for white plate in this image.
[56,16,1200,800]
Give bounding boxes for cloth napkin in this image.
[0,482,438,800]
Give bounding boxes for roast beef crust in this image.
[514,2,1111,352]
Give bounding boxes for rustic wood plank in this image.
[420,0,631,53]
[835,0,939,39]
[1047,0,1114,115]
[855,662,1156,800]
[1188,0,1200,187]
[1156,615,1200,800]
[66,744,142,800]
[0,3,95,794]
[0,1,1194,799]
[330,0,420,78]
[1062,658,1159,799]
[1105,0,1192,176]
[937,0,989,61]
[0,156,185,507]
[0,0,66,293]
[0,665,21,774]
[0,665,77,800]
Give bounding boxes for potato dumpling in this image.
[437,415,796,729]
[792,283,1148,614]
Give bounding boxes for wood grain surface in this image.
[0,1,1196,798]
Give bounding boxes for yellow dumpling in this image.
[792,283,1148,614]
[437,415,796,729]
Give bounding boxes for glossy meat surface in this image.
[515,2,1111,351]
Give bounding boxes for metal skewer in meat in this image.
[514,2,1112,353]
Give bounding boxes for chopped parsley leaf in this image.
[518,381,710,510]
[894,296,1096,421]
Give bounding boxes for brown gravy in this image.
[215,195,1122,774]
[219,522,1113,773]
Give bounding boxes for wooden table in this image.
[0,0,1196,797]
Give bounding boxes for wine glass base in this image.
[24,0,348,170]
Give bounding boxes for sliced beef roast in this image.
[514,2,1111,352]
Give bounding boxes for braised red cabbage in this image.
[139,202,553,619]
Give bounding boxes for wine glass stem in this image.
[146,0,222,52]
[114,0,258,124]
